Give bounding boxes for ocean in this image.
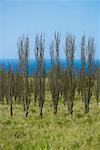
[0,59,100,76]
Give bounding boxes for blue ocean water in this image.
[0,59,100,76]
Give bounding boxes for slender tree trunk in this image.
[40,100,43,117]
[14,96,17,102]
[34,97,37,106]
[26,105,29,117]
[53,98,58,114]
[85,100,89,114]
[70,98,73,115]
[23,99,26,112]
[67,97,73,115]
[10,98,13,116]
[54,105,57,114]
[96,95,99,106]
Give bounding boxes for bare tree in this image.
[7,66,14,116]
[80,36,95,114]
[34,33,45,117]
[65,34,76,115]
[18,35,30,117]
[48,32,60,114]
[80,35,86,102]
[33,35,39,106]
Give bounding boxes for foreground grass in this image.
[0,92,100,150]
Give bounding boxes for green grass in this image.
[0,92,100,150]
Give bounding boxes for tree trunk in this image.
[67,98,73,115]
[10,102,13,116]
[26,105,29,117]
[54,99,58,115]
[23,102,26,112]
[14,96,17,102]
[85,102,89,114]
[40,100,43,118]
[34,98,37,106]
[54,106,57,114]
[96,95,99,106]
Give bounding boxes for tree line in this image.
[0,33,100,117]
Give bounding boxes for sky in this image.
[0,0,100,59]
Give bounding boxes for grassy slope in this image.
[0,91,100,150]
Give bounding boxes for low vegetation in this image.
[0,92,100,150]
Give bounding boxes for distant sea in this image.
[0,59,100,76]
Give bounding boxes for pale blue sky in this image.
[0,0,100,59]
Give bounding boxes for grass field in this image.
[0,91,100,150]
